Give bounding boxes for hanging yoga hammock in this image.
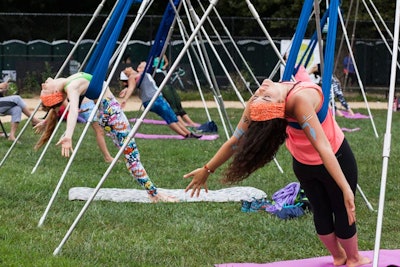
[282,0,339,124]
[138,0,181,86]
[84,0,137,99]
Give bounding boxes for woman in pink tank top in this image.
[184,79,370,267]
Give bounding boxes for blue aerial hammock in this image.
[282,0,339,129]
[294,9,330,74]
[83,0,141,99]
[138,0,181,86]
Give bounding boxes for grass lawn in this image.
[0,107,399,267]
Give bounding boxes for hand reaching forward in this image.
[183,167,210,197]
[33,120,47,134]
[119,88,128,109]
[119,88,127,98]
[56,136,73,158]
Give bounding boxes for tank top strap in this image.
[286,82,326,129]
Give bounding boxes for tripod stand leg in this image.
[357,184,374,211]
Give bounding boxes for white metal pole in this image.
[39,0,152,227]
[53,0,220,255]
[0,0,108,168]
[175,13,213,122]
[361,0,400,69]
[210,5,260,87]
[338,7,379,138]
[372,0,400,266]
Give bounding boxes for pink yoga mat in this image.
[215,249,400,267]
[129,118,167,125]
[342,111,370,119]
[135,133,219,140]
[130,118,201,127]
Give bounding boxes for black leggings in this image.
[292,139,357,239]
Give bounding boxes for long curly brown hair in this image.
[221,118,288,184]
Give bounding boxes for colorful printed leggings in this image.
[98,97,158,196]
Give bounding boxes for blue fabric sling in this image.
[83,0,135,100]
[138,0,181,87]
[282,0,339,129]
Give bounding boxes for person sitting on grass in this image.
[184,79,371,267]
[119,62,201,138]
[34,72,177,203]
[0,81,41,141]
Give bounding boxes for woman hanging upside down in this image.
[34,72,177,203]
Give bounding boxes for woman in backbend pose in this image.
[35,72,176,203]
[184,79,370,267]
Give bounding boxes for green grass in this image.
[0,107,399,267]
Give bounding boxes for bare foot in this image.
[346,255,371,267]
[336,110,344,117]
[333,247,347,266]
[148,192,179,203]
[104,157,114,163]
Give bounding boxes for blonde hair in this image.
[34,108,59,150]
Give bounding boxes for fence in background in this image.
[0,38,398,94]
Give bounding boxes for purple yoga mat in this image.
[342,111,370,119]
[129,118,167,125]
[129,118,201,127]
[215,249,400,267]
[135,133,219,141]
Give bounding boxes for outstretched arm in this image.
[119,73,138,109]
[56,83,81,158]
[162,55,169,70]
[184,103,252,197]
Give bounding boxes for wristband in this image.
[204,164,214,173]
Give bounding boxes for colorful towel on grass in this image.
[215,249,400,267]
[68,187,267,203]
[342,111,370,119]
[135,133,219,140]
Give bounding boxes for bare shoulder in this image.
[286,87,320,115]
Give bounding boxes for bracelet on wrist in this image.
[204,164,214,173]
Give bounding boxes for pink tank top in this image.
[285,82,344,165]
[294,65,312,82]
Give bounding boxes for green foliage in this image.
[22,71,41,93]
[2,82,18,96]
[0,107,399,266]
[22,62,55,94]
[0,1,396,41]
[41,61,57,82]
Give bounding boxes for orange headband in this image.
[40,92,64,107]
[249,101,286,121]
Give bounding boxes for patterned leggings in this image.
[98,97,158,196]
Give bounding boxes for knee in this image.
[9,106,22,123]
